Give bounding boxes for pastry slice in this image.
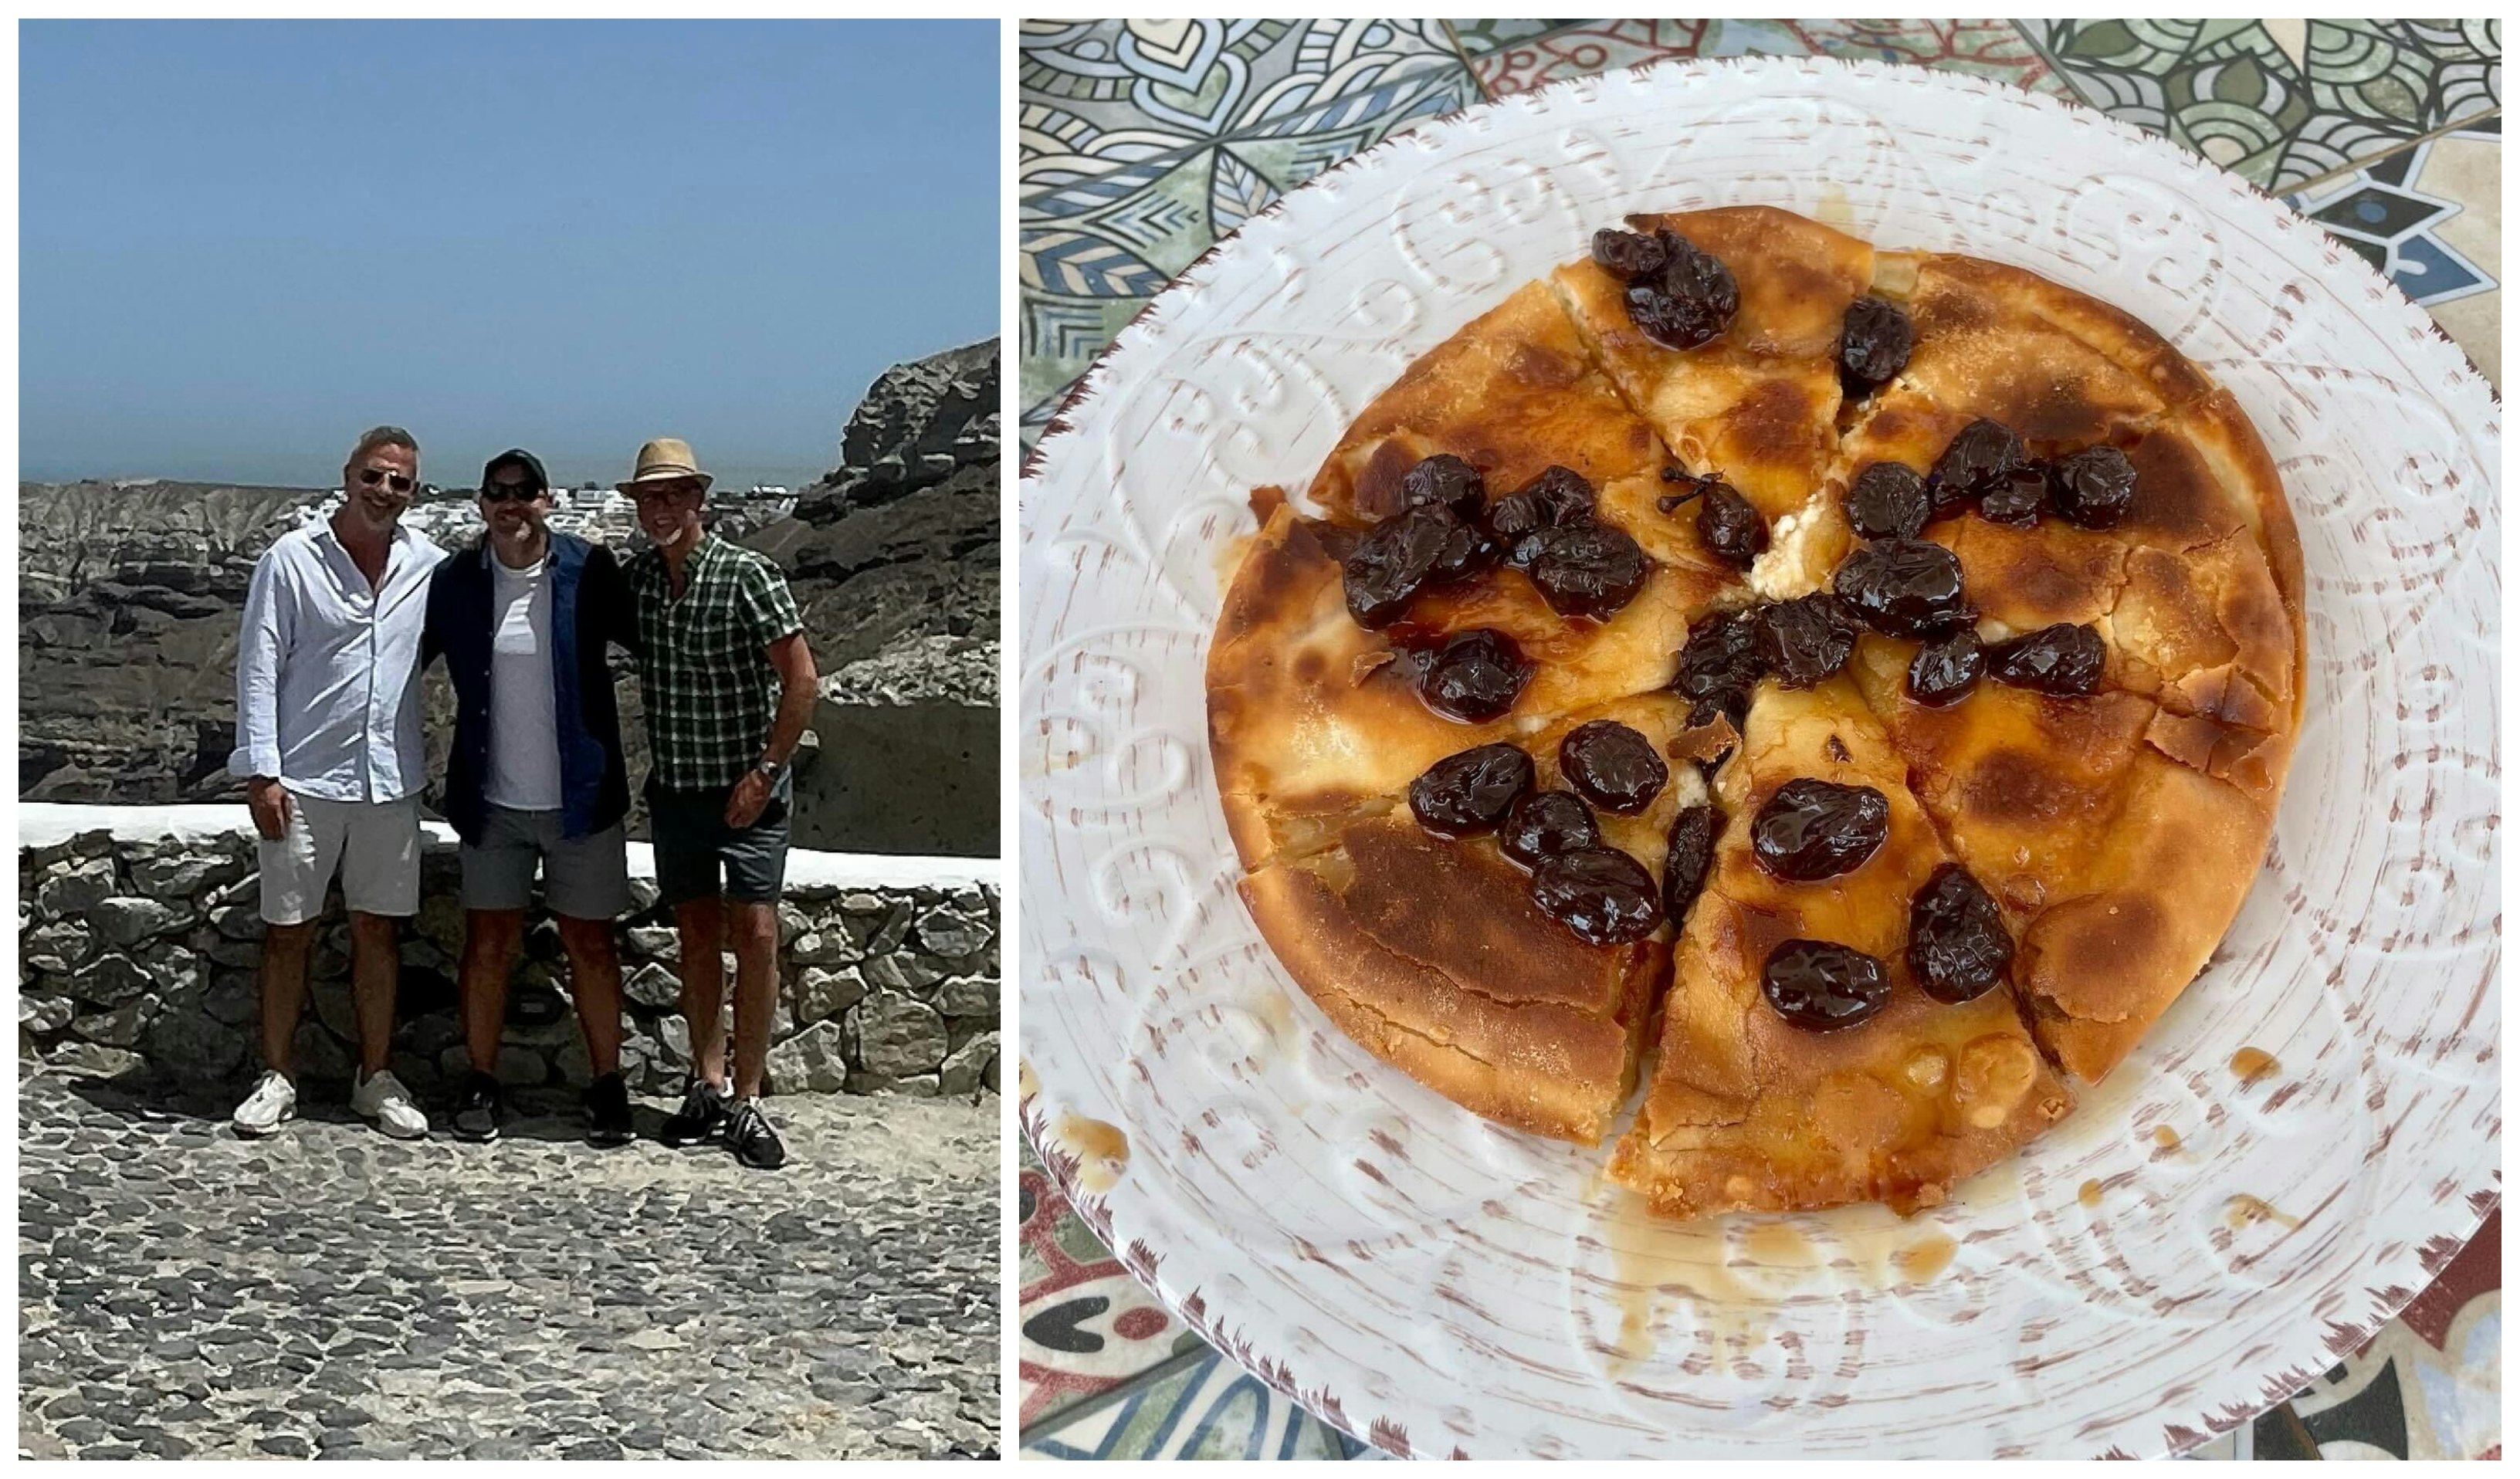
[1786,249,2302,797]
[1756,246,2227,601]
[1304,273,1751,591]
[1312,279,1668,523]
[1239,691,1708,1144]
[1210,501,1741,866]
[1847,639,2283,1083]
[1842,404,2299,803]
[1868,250,2200,438]
[1611,678,2071,1216]
[1552,205,1875,523]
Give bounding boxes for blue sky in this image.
[21,20,998,489]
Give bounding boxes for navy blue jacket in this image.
[422,532,635,844]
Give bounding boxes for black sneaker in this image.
[727,1098,787,1171]
[452,1071,504,1143]
[585,1071,634,1148]
[659,1078,731,1147]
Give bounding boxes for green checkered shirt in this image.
[625,533,804,791]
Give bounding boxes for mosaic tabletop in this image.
[1018,19,2501,1460]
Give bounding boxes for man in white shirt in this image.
[227,425,446,1139]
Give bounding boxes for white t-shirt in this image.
[484,552,563,812]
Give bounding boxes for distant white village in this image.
[292,483,799,547]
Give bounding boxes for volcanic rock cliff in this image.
[743,339,999,855]
[18,482,313,800]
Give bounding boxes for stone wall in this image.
[19,817,999,1100]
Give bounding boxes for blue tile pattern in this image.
[1022,1349,1369,1460]
[1018,19,1478,448]
[2282,134,2498,309]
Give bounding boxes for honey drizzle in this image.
[2225,1194,2302,1230]
[1056,1109,1131,1193]
[1893,1233,1957,1283]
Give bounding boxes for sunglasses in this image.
[357,468,416,494]
[482,482,544,504]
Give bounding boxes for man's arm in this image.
[723,631,818,829]
[759,631,818,770]
[233,550,294,840]
[723,557,816,827]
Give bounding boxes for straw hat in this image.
[616,437,713,493]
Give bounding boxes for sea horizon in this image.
[18,459,834,495]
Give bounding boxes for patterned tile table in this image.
[1018,18,2501,1460]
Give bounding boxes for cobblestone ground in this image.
[18,1067,998,1459]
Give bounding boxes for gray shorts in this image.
[259,791,423,925]
[649,779,791,908]
[459,807,632,919]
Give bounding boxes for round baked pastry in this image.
[1208,205,2304,1217]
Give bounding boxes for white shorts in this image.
[257,791,423,925]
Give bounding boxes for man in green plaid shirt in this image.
[618,438,818,1171]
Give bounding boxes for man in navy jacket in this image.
[422,449,638,1145]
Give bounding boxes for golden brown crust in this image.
[1826,252,2305,820]
[1208,505,1734,870]
[2188,388,2306,631]
[1847,638,2283,1083]
[1242,813,1665,1146]
[1553,206,1875,520]
[1228,691,1704,1143]
[1848,641,2158,917]
[2135,393,2306,728]
[2013,750,2277,1082]
[1611,679,2071,1216]
[1638,207,1879,360]
[1307,278,1672,528]
[1304,272,1754,583]
[1895,413,2300,794]
[1880,251,2203,436]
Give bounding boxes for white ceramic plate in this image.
[1018,56,2501,1460]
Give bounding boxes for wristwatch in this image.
[754,757,788,785]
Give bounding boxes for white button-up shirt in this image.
[229,517,445,803]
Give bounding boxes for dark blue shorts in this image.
[648,777,791,908]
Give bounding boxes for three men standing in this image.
[229,430,815,1174]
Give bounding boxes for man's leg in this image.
[341,797,427,1139]
[459,909,527,1074]
[256,922,318,1074]
[557,916,625,1078]
[726,901,778,1100]
[251,787,339,1081]
[346,912,401,1077]
[456,807,544,1078]
[652,789,736,1146]
[542,816,632,1080]
[675,898,729,1090]
[716,779,791,1169]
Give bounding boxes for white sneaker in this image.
[351,1068,429,1140]
[232,1069,297,1137]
